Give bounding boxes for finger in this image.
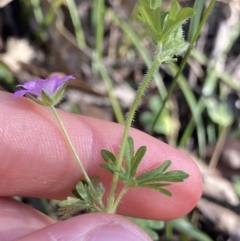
[16,213,151,241]
[0,198,150,241]
[0,197,55,241]
[0,91,202,219]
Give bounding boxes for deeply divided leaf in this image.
[58,178,105,219]
[136,160,172,182]
[137,0,162,42]
[137,0,195,57]
[161,8,195,41]
[136,161,189,184]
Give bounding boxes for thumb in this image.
[17,213,152,241]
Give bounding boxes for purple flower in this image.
[14,75,74,98]
[14,75,75,106]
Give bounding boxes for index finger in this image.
[0,91,202,220]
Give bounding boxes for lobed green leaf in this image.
[161,7,195,41]
[57,177,105,219]
[136,160,172,182]
[135,160,189,184]
[58,196,85,207]
[75,181,89,202]
[137,0,162,42]
[137,169,189,184]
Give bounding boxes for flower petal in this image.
[16,80,37,89]
[13,90,29,98]
[41,75,75,96]
[13,75,75,104]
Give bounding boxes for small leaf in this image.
[125,136,135,173]
[140,96,174,135]
[118,170,129,182]
[140,183,172,188]
[140,184,172,196]
[161,8,195,41]
[157,188,172,196]
[136,160,172,183]
[76,181,89,202]
[148,186,172,196]
[205,98,234,126]
[58,197,85,207]
[137,0,163,42]
[57,196,91,219]
[101,150,117,164]
[150,0,162,9]
[168,2,180,20]
[129,146,147,179]
[58,178,105,219]
[91,177,100,187]
[100,163,114,174]
[72,189,82,199]
[177,8,196,24]
[137,169,189,184]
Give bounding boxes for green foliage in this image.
[0,62,15,85]
[204,98,234,126]
[187,0,205,41]
[172,218,214,241]
[128,216,164,240]
[137,1,195,63]
[128,217,213,241]
[58,177,104,219]
[101,136,189,197]
[140,95,173,135]
[137,0,163,42]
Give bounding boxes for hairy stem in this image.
[50,106,105,211]
[106,44,163,213]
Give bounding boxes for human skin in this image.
[0,91,202,240]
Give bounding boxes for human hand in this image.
[0,91,202,240]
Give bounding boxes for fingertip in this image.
[17,213,151,241]
[0,197,55,241]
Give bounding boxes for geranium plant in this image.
[14,0,194,217]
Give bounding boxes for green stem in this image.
[111,186,128,212]
[66,0,86,48]
[97,64,125,124]
[50,106,91,181]
[106,44,163,213]
[50,106,105,210]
